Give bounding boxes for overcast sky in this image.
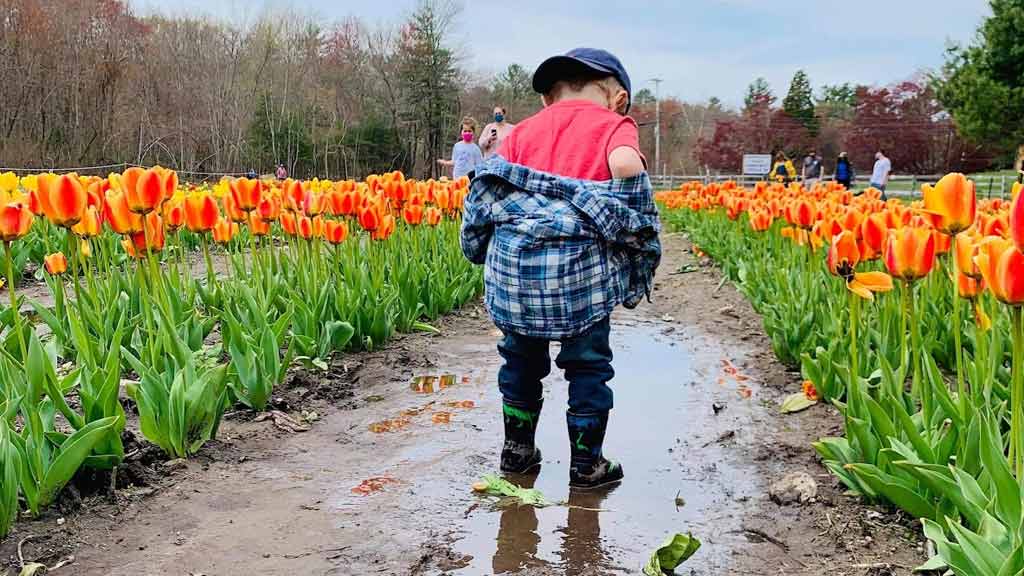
[132,0,991,107]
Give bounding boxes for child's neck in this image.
[552,85,610,109]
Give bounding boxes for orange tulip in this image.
[303,191,325,217]
[0,202,34,242]
[403,204,424,226]
[248,213,270,236]
[359,205,381,232]
[976,237,1024,306]
[802,380,819,402]
[785,198,816,230]
[25,189,41,216]
[372,213,395,241]
[837,207,864,233]
[861,213,888,253]
[297,216,315,240]
[955,232,982,279]
[71,206,101,237]
[827,231,893,300]
[827,230,861,275]
[229,177,262,212]
[324,220,349,244]
[223,192,248,223]
[884,227,936,282]
[43,252,68,276]
[337,190,356,216]
[184,193,220,233]
[749,209,772,232]
[424,207,443,227]
[212,218,237,245]
[256,194,281,223]
[124,213,165,257]
[1011,184,1024,252]
[164,199,185,232]
[280,212,297,236]
[37,173,88,227]
[921,172,976,235]
[103,190,142,234]
[435,186,451,211]
[282,179,305,212]
[957,272,984,299]
[121,167,169,215]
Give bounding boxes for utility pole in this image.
[651,78,662,177]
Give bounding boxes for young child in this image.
[460,48,660,489]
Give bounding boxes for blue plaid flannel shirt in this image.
[460,156,661,339]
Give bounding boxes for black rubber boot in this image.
[500,400,543,474]
[567,411,623,489]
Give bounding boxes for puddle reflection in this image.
[451,320,760,574]
[491,478,617,575]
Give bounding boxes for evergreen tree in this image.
[783,70,817,134]
[937,0,1024,159]
[397,0,461,177]
[744,77,775,111]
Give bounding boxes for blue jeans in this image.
[497,317,614,414]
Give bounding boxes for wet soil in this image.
[0,233,926,575]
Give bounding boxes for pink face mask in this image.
[462,131,474,143]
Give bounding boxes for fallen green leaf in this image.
[19,563,46,576]
[780,392,817,414]
[643,533,701,576]
[913,555,947,572]
[472,474,552,507]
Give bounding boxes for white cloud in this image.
[131,0,992,106]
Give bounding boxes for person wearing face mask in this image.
[479,106,515,159]
[437,116,484,179]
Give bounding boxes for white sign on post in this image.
[742,154,773,176]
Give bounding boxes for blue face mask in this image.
[494,114,504,123]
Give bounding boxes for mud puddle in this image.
[443,317,769,575]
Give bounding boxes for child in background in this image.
[461,48,660,489]
[438,117,484,179]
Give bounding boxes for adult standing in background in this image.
[478,106,515,159]
[834,152,855,191]
[771,152,796,185]
[870,149,892,199]
[802,151,822,190]
[275,164,288,180]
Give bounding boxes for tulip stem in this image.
[900,281,909,387]
[4,242,26,362]
[909,282,930,440]
[1012,306,1024,484]
[951,236,967,419]
[848,289,861,417]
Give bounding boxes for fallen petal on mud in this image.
[368,417,411,433]
[351,476,400,496]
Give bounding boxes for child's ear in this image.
[541,94,553,108]
[614,90,629,115]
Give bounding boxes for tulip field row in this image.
[0,168,482,537]
[657,176,1024,576]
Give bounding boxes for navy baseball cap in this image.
[532,48,633,112]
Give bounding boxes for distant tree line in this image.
[0,0,543,179]
[695,71,994,176]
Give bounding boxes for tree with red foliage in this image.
[845,82,991,174]
[696,94,812,172]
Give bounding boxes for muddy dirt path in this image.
[7,234,925,575]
